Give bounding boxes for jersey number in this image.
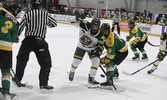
[1,21,13,34]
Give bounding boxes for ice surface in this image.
[2,23,167,100]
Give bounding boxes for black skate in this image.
[40,85,54,90]
[100,77,117,90]
[69,71,75,81]
[141,56,148,61]
[0,88,17,100]
[147,66,157,74]
[132,54,140,61]
[87,74,99,88]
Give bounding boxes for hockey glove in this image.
[157,52,166,61]
[14,37,20,43]
[100,57,110,65]
[126,35,132,42]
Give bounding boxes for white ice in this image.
[2,23,167,100]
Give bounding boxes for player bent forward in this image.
[69,10,105,87]
[100,23,128,87]
[126,20,148,60]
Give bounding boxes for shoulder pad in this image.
[132,26,138,33]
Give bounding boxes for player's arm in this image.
[19,15,26,35]
[48,13,57,27]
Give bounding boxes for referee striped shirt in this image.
[19,8,57,39]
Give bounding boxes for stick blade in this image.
[122,71,132,76]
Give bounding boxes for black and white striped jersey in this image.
[19,8,57,39]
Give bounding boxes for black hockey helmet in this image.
[91,18,101,27]
[101,23,110,31]
[31,0,40,9]
[101,23,110,38]
[9,2,21,17]
[91,18,101,35]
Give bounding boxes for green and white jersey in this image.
[77,20,105,51]
[124,15,130,22]
[159,18,166,25]
[104,32,128,60]
[160,32,167,52]
[0,7,19,51]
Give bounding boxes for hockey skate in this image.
[87,74,99,88]
[40,85,54,90]
[100,77,117,90]
[69,71,75,81]
[141,55,148,61]
[0,88,17,100]
[147,65,157,74]
[132,54,140,61]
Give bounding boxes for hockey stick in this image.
[147,41,159,47]
[10,68,33,89]
[122,59,159,76]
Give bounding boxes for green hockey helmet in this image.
[91,18,101,35]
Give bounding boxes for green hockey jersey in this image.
[0,7,19,51]
[104,32,128,61]
[129,26,147,43]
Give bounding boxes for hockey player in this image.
[147,31,167,74]
[68,9,105,87]
[0,2,21,99]
[126,20,148,60]
[100,23,128,87]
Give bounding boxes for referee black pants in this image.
[16,36,52,86]
[112,23,120,35]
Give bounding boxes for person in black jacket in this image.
[15,0,57,90]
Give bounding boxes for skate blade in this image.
[40,89,54,94]
[87,84,99,88]
[100,85,113,90]
[141,58,149,61]
[132,58,140,61]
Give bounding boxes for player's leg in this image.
[130,43,140,60]
[69,47,86,81]
[138,38,148,60]
[87,46,103,86]
[147,52,167,74]
[0,50,16,99]
[112,50,128,77]
[100,62,117,87]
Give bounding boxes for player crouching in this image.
[126,20,148,61]
[100,23,128,88]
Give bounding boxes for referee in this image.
[112,12,121,35]
[15,0,57,90]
